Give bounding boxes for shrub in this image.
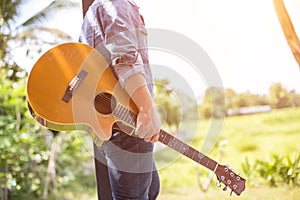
[242,153,300,187]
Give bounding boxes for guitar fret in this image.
[128,111,137,127]
[197,152,205,162]
[114,105,137,128]
[161,132,172,145]
[185,147,194,158]
[122,109,128,121]
[179,143,189,155]
[174,139,182,151]
[191,149,196,161]
[115,105,128,120]
[118,106,123,118]
[128,113,134,126]
[168,137,176,148]
[200,156,209,166]
[113,105,122,118]
[159,131,167,144]
[175,139,189,155]
[120,106,126,120]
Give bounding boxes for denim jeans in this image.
[101,131,160,200]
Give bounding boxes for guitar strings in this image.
[94,93,137,125]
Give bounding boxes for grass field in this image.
[158,186,300,200]
[155,107,300,199]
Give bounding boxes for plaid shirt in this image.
[80,0,153,94]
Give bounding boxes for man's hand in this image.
[124,74,161,142]
[135,105,161,143]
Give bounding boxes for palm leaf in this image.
[14,27,72,42]
[0,0,22,27]
[17,0,78,29]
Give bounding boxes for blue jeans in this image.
[101,131,160,200]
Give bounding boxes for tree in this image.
[273,0,300,67]
[269,83,291,108]
[200,87,226,119]
[154,79,181,131]
[0,75,91,199]
[0,72,49,199]
[0,1,82,199]
[0,0,76,81]
[225,88,237,109]
[225,88,270,110]
[289,90,300,107]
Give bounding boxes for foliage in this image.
[198,83,300,119]
[0,1,91,199]
[0,71,49,198]
[289,90,300,107]
[269,82,292,109]
[200,87,226,119]
[154,79,182,130]
[242,154,300,187]
[0,0,76,81]
[0,69,93,199]
[225,89,269,109]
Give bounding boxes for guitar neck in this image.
[97,86,245,195]
[158,129,218,172]
[112,103,218,172]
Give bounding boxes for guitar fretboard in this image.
[112,103,218,172]
[159,129,218,171]
[113,104,137,127]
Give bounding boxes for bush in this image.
[242,153,300,187]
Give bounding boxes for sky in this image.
[20,0,300,96]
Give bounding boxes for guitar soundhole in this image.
[94,92,117,115]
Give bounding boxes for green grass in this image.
[155,107,300,199]
[158,186,300,200]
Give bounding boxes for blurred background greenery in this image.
[1,0,300,199]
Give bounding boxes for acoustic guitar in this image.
[27,42,245,196]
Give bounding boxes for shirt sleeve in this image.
[96,0,147,90]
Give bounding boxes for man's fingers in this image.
[144,137,151,142]
[144,133,159,143]
[135,105,161,141]
[151,133,160,142]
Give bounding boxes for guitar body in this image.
[27,42,137,144]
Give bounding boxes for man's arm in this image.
[95,1,161,142]
[126,74,161,142]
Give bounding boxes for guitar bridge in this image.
[62,70,88,103]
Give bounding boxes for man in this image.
[80,0,161,199]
